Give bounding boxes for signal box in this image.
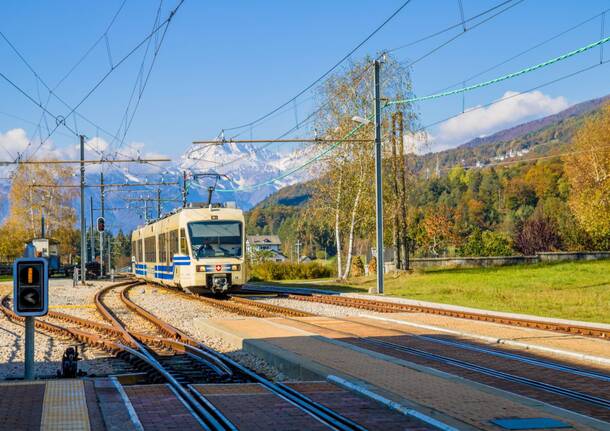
[13,258,48,316]
[97,217,105,232]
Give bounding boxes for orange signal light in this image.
[27,267,33,284]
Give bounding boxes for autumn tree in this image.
[564,103,610,248]
[0,163,78,260]
[309,55,419,279]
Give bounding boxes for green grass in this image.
[273,260,610,324]
[0,275,11,282]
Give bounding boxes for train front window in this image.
[187,221,242,258]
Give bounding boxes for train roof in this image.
[132,203,244,232]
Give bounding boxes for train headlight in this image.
[231,264,240,271]
[196,265,206,272]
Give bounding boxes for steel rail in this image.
[287,294,610,339]
[123,285,368,431]
[94,283,237,431]
[363,336,610,410]
[277,311,610,412]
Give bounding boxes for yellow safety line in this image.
[49,304,96,309]
[41,380,91,431]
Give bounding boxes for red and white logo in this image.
[215,264,222,272]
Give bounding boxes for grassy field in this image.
[269,260,610,324]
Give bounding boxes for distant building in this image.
[246,235,288,262]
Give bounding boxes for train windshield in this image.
[187,221,243,258]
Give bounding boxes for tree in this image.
[0,163,78,260]
[564,103,610,248]
[514,211,561,255]
[310,55,419,279]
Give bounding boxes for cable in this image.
[27,0,185,160]
[402,0,525,69]
[218,52,610,193]
[388,34,610,106]
[220,0,413,133]
[434,7,610,94]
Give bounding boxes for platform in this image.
[0,378,440,430]
[195,316,608,431]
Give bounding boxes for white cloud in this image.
[430,90,568,151]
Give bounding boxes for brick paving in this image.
[205,317,595,430]
[286,381,436,430]
[192,383,331,431]
[280,316,610,421]
[123,384,205,431]
[93,378,138,431]
[0,382,45,431]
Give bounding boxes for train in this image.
[131,203,247,294]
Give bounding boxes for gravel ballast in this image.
[130,286,288,381]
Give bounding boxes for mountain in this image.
[458,95,610,150]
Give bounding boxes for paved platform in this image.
[195,316,608,431]
[0,377,441,430]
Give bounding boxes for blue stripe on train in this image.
[173,255,190,261]
[135,270,147,276]
[154,272,174,280]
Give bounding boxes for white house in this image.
[246,235,288,262]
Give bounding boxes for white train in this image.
[131,204,247,294]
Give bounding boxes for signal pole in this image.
[374,59,384,294]
[79,135,86,284]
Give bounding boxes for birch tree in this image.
[309,55,420,279]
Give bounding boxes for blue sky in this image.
[1,0,610,163]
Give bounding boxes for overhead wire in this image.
[27,0,185,160]
[217,36,610,193]
[205,0,524,173]
[220,0,414,133]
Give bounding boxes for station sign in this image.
[13,258,48,316]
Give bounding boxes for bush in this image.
[250,261,334,281]
[368,256,377,274]
[351,256,365,277]
[459,230,514,256]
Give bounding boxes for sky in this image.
[1,0,610,169]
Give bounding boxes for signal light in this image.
[27,267,33,284]
[96,217,105,232]
[13,258,48,317]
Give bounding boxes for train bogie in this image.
[131,206,247,294]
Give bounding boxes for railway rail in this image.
[284,293,610,339]
[2,281,371,430]
[128,282,610,421]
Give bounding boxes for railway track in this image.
[130,283,610,422]
[269,311,610,422]
[284,293,610,339]
[2,281,371,430]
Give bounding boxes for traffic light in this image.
[13,258,48,316]
[97,216,105,232]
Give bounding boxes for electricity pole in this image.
[182,171,188,207]
[374,59,384,294]
[90,195,95,263]
[157,188,161,218]
[100,172,104,277]
[79,135,86,283]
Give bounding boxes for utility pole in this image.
[295,240,302,263]
[100,172,104,277]
[374,59,384,294]
[157,188,161,218]
[90,195,95,264]
[79,135,86,284]
[182,171,187,207]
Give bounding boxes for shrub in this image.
[250,261,334,281]
[368,256,377,274]
[351,256,365,277]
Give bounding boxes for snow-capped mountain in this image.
[0,140,318,232]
